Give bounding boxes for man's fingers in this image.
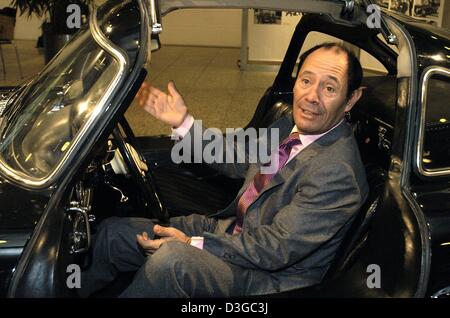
[136,233,148,244]
[140,94,159,113]
[136,234,163,251]
[137,82,150,96]
[167,81,181,98]
[153,224,174,237]
[149,85,163,97]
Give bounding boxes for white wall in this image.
[160,9,242,47]
[0,0,108,40]
[247,11,386,73]
[248,12,343,63]
[0,0,44,40]
[248,11,300,63]
[4,4,243,45]
[13,13,43,40]
[360,49,388,73]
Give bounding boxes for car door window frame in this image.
[416,66,450,177]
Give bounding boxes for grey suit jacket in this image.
[183,114,368,294]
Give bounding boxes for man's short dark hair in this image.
[297,42,363,99]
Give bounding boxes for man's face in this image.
[293,48,355,135]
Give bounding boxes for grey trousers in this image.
[79,214,271,298]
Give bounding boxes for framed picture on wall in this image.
[390,0,411,14]
[376,0,445,26]
[412,0,441,19]
[253,9,282,24]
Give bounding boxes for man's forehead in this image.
[300,48,348,78]
[311,46,347,57]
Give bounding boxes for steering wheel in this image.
[111,118,169,224]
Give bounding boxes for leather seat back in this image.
[322,164,386,282]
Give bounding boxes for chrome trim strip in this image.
[372,116,394,131]
[0,5,129,188]
[416,66,450,177]
[431,286,450,298]
[149,0,162,34]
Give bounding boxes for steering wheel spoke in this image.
[112,121,169,224]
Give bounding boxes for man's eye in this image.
[302,79,310,85]
[326,86,335,93]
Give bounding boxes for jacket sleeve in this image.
[174,119,258,179]
[202,161,365,271]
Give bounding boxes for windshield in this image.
[0,31,120,180]
[0,0,144,185]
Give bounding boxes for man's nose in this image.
[304,84,320,105]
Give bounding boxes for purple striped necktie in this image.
[233,132,302,234]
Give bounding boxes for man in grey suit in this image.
[80,43,368,297]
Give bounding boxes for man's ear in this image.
[344,87,364,112]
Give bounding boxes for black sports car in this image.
[0,0,449,298]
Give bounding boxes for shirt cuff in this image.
[189,236,204,250]
[171,114,194,140]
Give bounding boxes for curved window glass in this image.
[0,30,120,180]
[0,0,145,186]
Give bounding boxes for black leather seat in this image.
[322,164,386,282]
[250,100,293,130]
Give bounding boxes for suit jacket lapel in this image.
[248,119,350,207]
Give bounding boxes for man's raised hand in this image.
[136,81,188,128]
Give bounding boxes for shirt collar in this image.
[291,119,344,148]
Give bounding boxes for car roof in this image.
[386,10,450,42]
[159,0,368,26]
[157,0,449,69]
[159,1,449,42]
